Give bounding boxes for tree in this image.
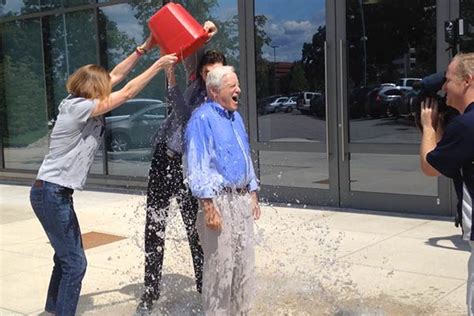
[302,26,325,91]
[254,15,272,98]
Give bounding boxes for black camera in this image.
[412,72,458,130]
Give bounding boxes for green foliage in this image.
[288,63,309,92]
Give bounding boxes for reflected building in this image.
[1,0,473,216]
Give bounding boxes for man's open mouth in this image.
[232,95,239,102]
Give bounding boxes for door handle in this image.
[339,39,346,162]
[324,41,329,162]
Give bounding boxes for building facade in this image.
[1,0,473,216]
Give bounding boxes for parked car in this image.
[280,96,297,113]
[105,100,167,152]
[296,91,321,115]
[367,86,411,118]
[257,95,282,115]
[396,77,421,89]
[388,88,418,117]
[264,96,288,114]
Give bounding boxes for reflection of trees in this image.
[126,0,240,97]
[254,15,272,98]
[302,26,325,92]
[1,18,47,145]
[1,0,243,147]
[44,11,98,118]
[460,0,474,53]
[128,0,239,65]
[346,0,436,87]
[296,0,438,93]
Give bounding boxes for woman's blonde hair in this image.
[66,64,111,100]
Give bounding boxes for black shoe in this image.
[136,296,154,316]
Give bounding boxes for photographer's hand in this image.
[419,97,441,177]
[420,97,439,131]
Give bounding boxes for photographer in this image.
[419,52,474,315]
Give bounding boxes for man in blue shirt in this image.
[138,22,225,314]
[420,52,474,315]
[185,65,261,314]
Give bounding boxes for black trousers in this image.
[143,143,203,300]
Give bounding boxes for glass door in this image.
[336,0,455,215]
[245,0,339,206]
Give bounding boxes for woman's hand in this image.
[157,53,178,68]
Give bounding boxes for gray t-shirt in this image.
[37,95,104,190]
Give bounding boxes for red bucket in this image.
[148,3,209,61]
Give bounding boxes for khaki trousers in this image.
[197,192,255,316]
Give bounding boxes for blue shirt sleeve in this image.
[185,112,223,198]
[248,162,260,192]
[427,119,474,178]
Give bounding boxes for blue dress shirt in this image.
[185,100,259,198]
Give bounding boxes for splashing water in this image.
[80,192,438,315]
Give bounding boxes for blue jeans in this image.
[30,180,87,316]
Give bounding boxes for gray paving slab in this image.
[0,184,470,315]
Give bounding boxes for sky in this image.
[255,0,326,62]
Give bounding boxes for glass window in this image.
[42,0,92,11]
[1,10,100,173]
[350,154,437,196]
[0,0,91,18]
[101,1,240,177]
[460,0,474,53]
[177,0,240,69]
[0,1,39,17]
[255,0,326,143]
[99,3,167,177]
[259,151,329,189]
[346,0,437,144]
[1,18,49,170]
[43,10,97,120]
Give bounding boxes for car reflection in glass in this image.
[264,96,289,114]
[105,99,167,152]
[280,96,297,113]
[366,86,411,119]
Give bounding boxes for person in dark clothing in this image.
[419,52,474,315]
[137,22,227,313]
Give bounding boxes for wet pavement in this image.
[0,184,468,315]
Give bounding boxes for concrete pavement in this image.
[0,184,469,315]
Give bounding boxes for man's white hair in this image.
[206,65,235,93]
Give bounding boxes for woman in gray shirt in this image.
[29,35,177,316]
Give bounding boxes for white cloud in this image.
[262,19,317,62]
[283,20,314,34]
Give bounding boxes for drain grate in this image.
[82,231,126,250]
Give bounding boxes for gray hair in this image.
[206,65,235,93]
